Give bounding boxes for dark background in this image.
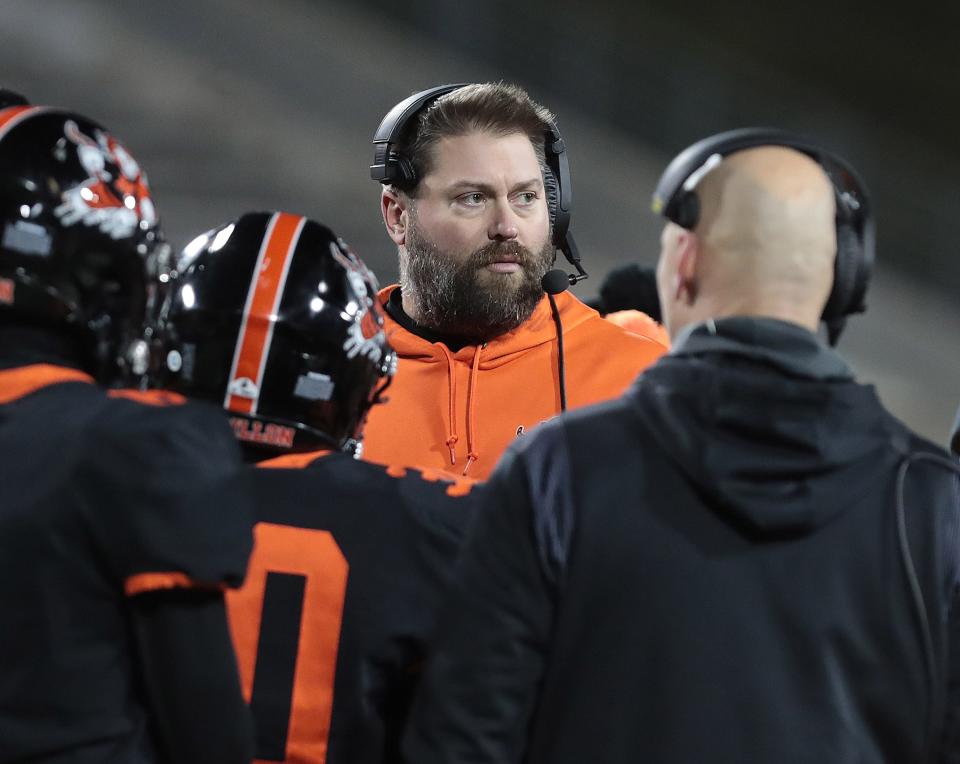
[2,0,957,440]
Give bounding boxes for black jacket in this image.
[950,407,960,456]
[404,317,960,764]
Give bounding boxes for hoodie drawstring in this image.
[462,344,483,476]
[440,345,459,466]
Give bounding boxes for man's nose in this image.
[488,201,519,241]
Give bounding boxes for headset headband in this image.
[370,83,465,185]
[653,128,869,224]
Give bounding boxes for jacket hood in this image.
[378,284,599,367]
[632,317,897,535]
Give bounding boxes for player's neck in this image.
[0,322,88,372]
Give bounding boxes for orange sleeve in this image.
[604,310,671,348]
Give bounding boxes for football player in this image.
[148,211,478,764]
[0,99,254,761]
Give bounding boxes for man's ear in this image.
[381,188,408,246]
[674,231,699,305]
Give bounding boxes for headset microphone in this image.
[541,269,570,296]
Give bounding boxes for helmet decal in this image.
[224,212,306,415]
[227,376,259,400]
[293,371,335,401]
[53,119,157,240]
[328,241,386,365]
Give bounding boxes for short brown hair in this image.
[395,82,556,196]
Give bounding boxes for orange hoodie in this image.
[361,285,668,480]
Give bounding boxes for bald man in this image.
[403,139,960,763]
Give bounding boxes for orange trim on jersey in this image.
[384,463,476,497]
[0,364,93,405]
[224,213,306,416]
[108,388,186,407]
[0,105,46,139]
[124,571,213,596]
[257,449,333,469]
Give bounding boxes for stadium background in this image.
[4,0,957,443]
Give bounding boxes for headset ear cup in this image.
[543,164,559,236]
[672,191,700,230]
[823,222,861,322]
[392,154,418,191]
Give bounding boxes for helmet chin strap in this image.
[350,358,398,460]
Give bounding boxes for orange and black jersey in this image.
[0,363,254,763]
[227,451,478,764]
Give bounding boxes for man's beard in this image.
[401,225,554,343]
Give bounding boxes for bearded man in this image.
[363,83,667,478]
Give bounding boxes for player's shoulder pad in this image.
[78,396,252,595]
[90,393,243,477]
[368,460,479,542]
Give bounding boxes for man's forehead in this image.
[425,131,541,183]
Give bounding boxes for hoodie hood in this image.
[378,284,602,367]
[633,317,897,535]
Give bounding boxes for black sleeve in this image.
[402,424,573,764]
[943,587,960,762]
[131,588,254,764]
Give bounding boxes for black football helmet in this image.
[0,89,29,109]
[150,211,396,457]
[0,103,166,382]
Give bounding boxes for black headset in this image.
[652,127,875,345]
[370,83,587,286]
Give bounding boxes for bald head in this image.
[657,146,837,337]
[699,146,836,310]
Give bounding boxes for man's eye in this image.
[459,193,485,206]
[515,192,538,205]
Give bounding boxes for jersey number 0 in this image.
[226,523,349,763]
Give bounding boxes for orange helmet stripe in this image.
[224,212,306,415]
